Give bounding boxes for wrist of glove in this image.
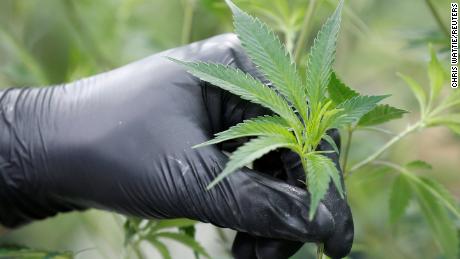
[0,88,86,228]
[0,33,353,259]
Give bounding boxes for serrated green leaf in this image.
[153,232,209,258]
[169,59,301,130]
[148,239,172,259]
[306,153,344,220]
[428,45,447,101]
[332,95,388,128]
[327,72,359,104]
[389,174,412,224]
[306,155,331,220]
[194,115,293,148]
[151,219,197,232]
[226,0,307,120]
[398,73,427,114]
[207,135,297,189]
[305,0,343,106]
[411,178,459,259]
[357,104,407,127]
[321,134,339,154]
[405,160,433,170]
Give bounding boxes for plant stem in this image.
[424,0,449,37]
[316,243,324,259]
[342,127,353,177]
[293,0,320,63]
[181,0,196,45]
[285,29,296,55]
[349,122,423,174]
[133,242,144,259]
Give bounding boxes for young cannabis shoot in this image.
[170,0,387,220]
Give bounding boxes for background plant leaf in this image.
[148,239,172,259]
[153,232,209,258]
[389,174,412,224]
[398,73,427,114]
[411,178,459,259]
[405,160,433,170]
[428,44,446,101]
[357,104,407,127]
[426,114,460,135]
[427,114,460,126]
[417,176,460,218]
[150,218,197,232]
[442,90,460,109]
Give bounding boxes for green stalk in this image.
[134,244,144,259]
[316,243,324,259]
[284,29,296,55]
[349,121,423,174]
[293,0,320,63]
[424,0,449,37]
[181,0,196,45]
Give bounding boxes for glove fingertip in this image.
[323,213,354,259]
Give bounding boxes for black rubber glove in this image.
[0,33,353,258]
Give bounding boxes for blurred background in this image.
[0,0,457,258]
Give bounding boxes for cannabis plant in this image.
[342,45,460,259]
[124,217,208,259]
[170,0,388,220]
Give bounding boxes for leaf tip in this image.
[224,0,239,14]
[192,142,211,149]
[308,209,316,221]
[167,57,187,66]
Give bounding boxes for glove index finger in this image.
[199,147,335,243]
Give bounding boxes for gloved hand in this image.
[0,33,353,258]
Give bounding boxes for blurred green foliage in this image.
[0,245,73,259]
[0,0,458,259]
